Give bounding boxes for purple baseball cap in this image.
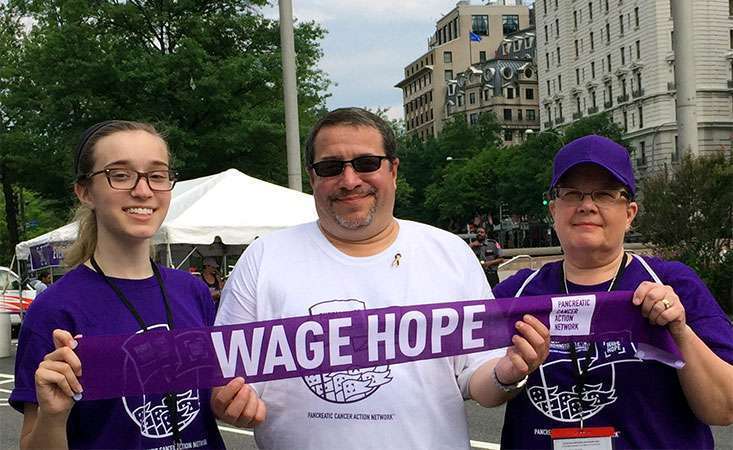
[549,134,636,195]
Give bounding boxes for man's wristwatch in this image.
[492,368,528,393]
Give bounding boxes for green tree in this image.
[635,152,733,312]
[0,0,330,260]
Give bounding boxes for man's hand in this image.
[211,377,266,428]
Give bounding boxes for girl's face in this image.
[75,130,172,245]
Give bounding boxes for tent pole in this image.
[175,246,199,270]
[166,243,173,268]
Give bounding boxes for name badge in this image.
[551,427,615,450]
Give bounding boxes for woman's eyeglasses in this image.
[85,168,178,191]
[310,155,391,177]
[549,187,631,206]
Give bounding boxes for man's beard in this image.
[329,187,377,230]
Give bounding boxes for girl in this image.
[10,121,226,449]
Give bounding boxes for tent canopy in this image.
[15,168,317,260]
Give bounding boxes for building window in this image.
[458,95,463,107]
[469,92,476,104]
[558,74,562,91]
[479,51,487,62]
[547,79,551,94]
[472,15,489,36]
[576,68,580,84]
[527,109,536,120]
[504,129,513,141]
[445,70,453,81]
[634,7,640,28]
[590,31,595,50]
[591,61,596,78]
[546,53,550,70]
[607,54,612,72]
[444,51,452,63]
[635,71,642,91]
[620,47,625,65]
[635,40,641,59]
[544,24,549,43]
[557,47,561,65]
[588,2,593,21]
[518,109,523,121]
[525,88,534,100]
[507,87,515,99]
[605,23,610,43]
[544,0,548,14]
[555,18,560,37]
[574,10,578,29]
[504,109,513,120]
[470,113,479,125]
[639,141,646,164]
[638,105,644,128]
[576,96,582,113]
[623,111,628,132]
[559,102,564,119]
[503,15,520,35]
[591,90,597,108]
[621,78,627,96]
[575,40,579,58]
[604,0,609,13]
[619,14,624,36]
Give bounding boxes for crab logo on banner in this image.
[302,300,393,403]
[121,324,201,438]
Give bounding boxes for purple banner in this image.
[29,243,65,270]
[75,291,683,401]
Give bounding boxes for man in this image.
[470,227,504,287]
[211,108,549,449]
[31,271,52,294]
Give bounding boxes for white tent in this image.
[15,168,318,263]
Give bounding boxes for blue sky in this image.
[263,1,469,120]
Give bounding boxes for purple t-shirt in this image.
[492,256,733,450]
[11,264,225,450]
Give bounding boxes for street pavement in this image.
[0,340,731,449]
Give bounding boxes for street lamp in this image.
[524,128,565,146]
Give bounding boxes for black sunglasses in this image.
[310,155,391,177]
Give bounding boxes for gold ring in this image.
[661,299,673,310]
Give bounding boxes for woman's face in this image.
[549,164,638,257]
[76,130,171,245]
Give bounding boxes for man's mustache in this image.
[329,187,377,201]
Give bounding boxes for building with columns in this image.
[536,0,733,176]
[396,0,531,140]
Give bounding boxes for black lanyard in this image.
[559,252,628,426]
[89,256,181,445]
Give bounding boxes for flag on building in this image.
[469,31,482,42]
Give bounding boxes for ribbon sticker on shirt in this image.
[74,291,684,401]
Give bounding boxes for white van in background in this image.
[0,266,37,327]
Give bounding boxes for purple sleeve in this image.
[660,260,733,363]
[492,268,535,299]
[9,312,56,412]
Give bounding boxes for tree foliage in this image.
[0,0,331,259]
[635,152,733,312]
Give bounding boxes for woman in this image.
[201,257,224,306]
[10,121,226,449]
[493,135,733,449]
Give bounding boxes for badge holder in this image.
[551,426,615,450]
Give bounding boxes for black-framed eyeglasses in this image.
[549,187,631,206]
[310,155,391,177]
[86,168,178,191]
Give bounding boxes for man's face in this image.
[476,228,486,242]
[309,124,399,241]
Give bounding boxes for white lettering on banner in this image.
[211,328,264,378]
[263,325,297,374]
[550,295,596,336]
[295,321,324,369]
[398,311,427,357]
[329,318,353,365]
[463,304,486,349]
[431,308,459,353]
[368,313,396,361]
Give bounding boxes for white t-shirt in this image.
[216,220,493,450]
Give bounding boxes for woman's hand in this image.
[34,329,83,418]
[494,314,551,384]
[632,281,687,337]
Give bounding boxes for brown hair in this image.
[304,107,397,168]
[64,121,168,267]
